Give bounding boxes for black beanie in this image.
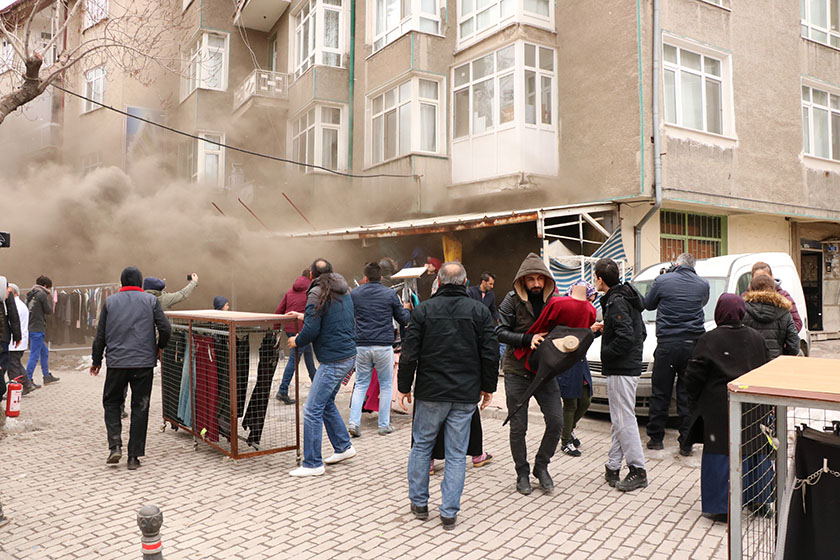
[120,266,143,288]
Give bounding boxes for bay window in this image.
[184,32,229,97]
[291,105,345,171]
[372,0,440,52]
[801,0,840,48]
[457,0,552,47]
[802,83,840,161]
[83,65,106,113]
[84,0,108,29]
[294,0,344,79]
[369,77,440,165]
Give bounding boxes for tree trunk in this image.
[0,57,44,126]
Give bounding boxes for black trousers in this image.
[646,340,696,444]
[504,372,563,477]
[103,367,154,457]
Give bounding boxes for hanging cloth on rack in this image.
[177,337,195,427]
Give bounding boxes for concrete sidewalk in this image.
[0,355,726,560]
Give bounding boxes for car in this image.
[587,252,810,416]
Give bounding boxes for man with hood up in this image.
[274,269,317,404]
[496,253,561,495]
[90,267,171,470]
[593,257,648,492]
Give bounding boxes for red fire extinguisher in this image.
[5,377,22,417]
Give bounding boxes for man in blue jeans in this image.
[398,262,499,530]
[348,261,410,437]
[275,271,318,404]
[25,275,59,386]
[288,259,357,477]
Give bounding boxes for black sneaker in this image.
[21,384,35,396]
[533,467,554,493]
[561,442,582,457]
[107,446,122,464]
[276,393,296,405]
[646,439,664,450]
[127,457,141,470]
[410,504,428,520]
[43,375,60,385]
[571,432,581,449]
[516,474,532,495]
[121,409,129,419]
[616,466,648,492]
[605,466,620,487]
[703,512,728,523]
[679,445,693,457]
[440,515,456,531]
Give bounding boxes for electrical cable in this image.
[50,82,418,179]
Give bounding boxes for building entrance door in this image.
[801,251,823,331]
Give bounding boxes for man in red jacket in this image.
[275,269,317,404]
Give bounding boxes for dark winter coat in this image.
[684,324,769,454]
[26,285,52,333]
[643,265,710,342]
[351,280,410,347]
[496,253,556,378]
[743,290,800,359]
[0,290,21,345]
[397,284,498,403]
[92,288,171,368]
[295,274,356,364]
[275,275,311,335]
[600,283,647,376]
[467,285,500,322]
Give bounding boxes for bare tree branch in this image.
[40,0,83,57]
[22,0,49,59]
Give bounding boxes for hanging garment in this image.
[193,335,219,442]
[214,334,250,440]
[242,332,280,446]
[161,328,186,424]
[177,337,195,427]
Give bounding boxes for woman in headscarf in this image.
[684,293,768,522]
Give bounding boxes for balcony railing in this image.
[233,69,289,112]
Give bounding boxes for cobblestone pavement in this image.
[0,343,776,560]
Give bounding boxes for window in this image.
[83,66,106,113]
[268,34,278,72]
[802,84,840,161]
[659,210,726,262]
[184,33,229,96]
[369,78,440,165]
[453,43,553,140]
[194,133,224,187]
[294,0,344,79]
[801,0,840,48]
[372,0,440,52]
[700,0,729,7]
[458,0,552,46]
[291,105,345,171]
[84,0,108,29]
[80,152,102,175]
[662,43,725,135]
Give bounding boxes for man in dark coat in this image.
[496,253,560,495]
[398,261,498,530]
[25,275,58,386]
[90,266,171,470]
[467,272,500,322]
[274,269,316,404]
[0,276,21,400]
[643,253,710,455]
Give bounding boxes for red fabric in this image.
[275,276,310,333]
[119,286,144,292]
[193,335,219,442]
[513,297,597,363]
[363,369,380,412]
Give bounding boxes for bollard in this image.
[137,505,164,559]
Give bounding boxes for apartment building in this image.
[4,0,840,330]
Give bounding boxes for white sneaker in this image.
[289,465,326,477]
[324,446,357,465]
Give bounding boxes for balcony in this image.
[233,0,290,32]
[233,69,289,113]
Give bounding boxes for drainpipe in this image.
[634,0,662,273]
[347,0,356,171]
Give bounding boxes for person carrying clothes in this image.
[0,276,22,399]
[7,284,35,395]
[683,294,769,523]
[25,275,59,386]
[467,272,500,323]
[213,296,229,311]
[742,274,799,359]
[288,259,357,477]
[397,262,498,531]
[593,257,649,492]
[747,261,803,333]
[643,253,710,456]
[348,261,410,437]
[143,273,199,311]
[496,252,561,496]
[90,266,171,470]
[274,269,317,405]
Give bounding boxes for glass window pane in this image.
[802,85,811,101]
[384,88,396,109]
[541,76,552,124]
[813,28,828,42]
[384,109,397,160]
[704,57,720,77]
[460,19,474,37]
[499,73,514,124]
[421,103,436,151]
[421,0,435,12]
[803,106,810,154]
[833,0,840,31]
[322,128,338,169]
[705,78,722,134]
[373,95,383,114]
[525,43,536,67]
[832,94,840,110]
[811,0,827,27]
[663,44,677,64]
[525,70,536,124]
[814,107,830,158]
[500,0,513,17]
[322,106,341,124]
[475,7,494,32]
[324,10,340,49]
[454,64,470,87]
[461,0,472,15]
[664,69,676,124]
[454,89,470,138]
[497,45,514,70]
[205,50,223,88]
[307,129,315,164]
[204,154,218,184]
[814,89,828,106]
[681,50,702,71]
[376,0,385,34]
[308,108,315,124]
[476,0,492,10]
[208,35,225,49]
[539,47,553,71]
[524,0,548,16]
[472,53,494,79]
[472,79,494,133]
[833,112,840,160]
[419,79,438,99]
[373,115,383,162]
[399,81,412,102]
[419,17,438,32]
[399,103,411,154]
[680,70,703,130]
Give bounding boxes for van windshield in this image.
[633,277,728,324]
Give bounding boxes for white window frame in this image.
[661,37,734,138]
[802,81,840,162]
[293,0,345,80]
[452,42,555,143]
[456,0,553,49]
[183,32,230,99]
[84,0,108,30]
[83,65,106,113]
[370,0,441,53]
[80,152,102,174]
[183,0,193,11]
[290,104,347,172]
[801,0,840,49]
[195,132,225,187]
[367,76,442,166]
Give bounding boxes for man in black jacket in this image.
[90,266,171,470]
[25,275,58,386]
[643,253,709,455]
[467,272,500,322]
[496,253,560,495]
[593,257,648,492]
[398,262,498,531]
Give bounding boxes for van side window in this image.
[736,272,751,295]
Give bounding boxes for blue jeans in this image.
[25,332,50,380]
[302,356,355,468]
[276,343,316,397]
[349,346,394,429]
[408,400,475,518]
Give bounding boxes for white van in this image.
[587,252,810,416]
